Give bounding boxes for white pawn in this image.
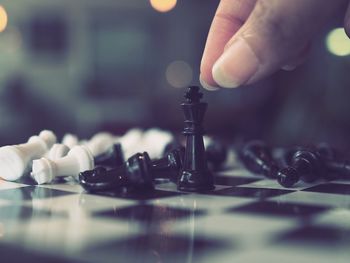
[0,130,57,181]
[84,132,115,157]
[47,144,70,160]
[119,128,144,158]
[141,128,174,159]
[31,145,94,185]
[61,133,79,149]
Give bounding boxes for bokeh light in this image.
[166,60,193,88]
[149,0,177,13]
[326,28,350,56]
[0,5,8,33]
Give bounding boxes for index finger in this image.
[200,0,257,89]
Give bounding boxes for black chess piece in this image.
[79,148,184,192]
[151,147,184,181]
[178,86,214,192]
[316,144,350,180]
[277,149,324,187]
[316,143,338,161]
[239,140,279,178]
[278,146,303,167]
[94,143,124,167]
[163,139,183,156]
[323,159,350,179]
[206,139,228,171]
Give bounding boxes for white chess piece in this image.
[0,130,56,181]
[31,145,94,185]
[141,128,174,159]
[47,144,70,160]
[84,132,115,157]
[119,128,144,158]
[62,133,79,149]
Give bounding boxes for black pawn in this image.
[178,86,214,192]
[277,149,323,188]
[79,148,184,192]
[94,143,124,167]
[151,147,184,182]
[317,144,350,180]
[277,166,300,188]
[206,139,228,171]
[239,141,279,178]
[279,146,303,167]
[316,143,338,160]
[324,159,350,179]
[163,139,183,156]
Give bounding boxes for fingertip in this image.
[212,62,241,88]
[200,0,256,91]
[212,37,259,88]
[199,75,220,91]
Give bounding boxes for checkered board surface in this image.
[0,164,349,263]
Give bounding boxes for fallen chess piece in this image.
[93,143,124,167]
[47,144,70,160]
[31,145,94,184]
[84,132,116,157]
[0,130,57,181]
[62,132,117,156]
[163,139,183,156]
[79,148,184,192]
[239,140,279,179]
[323,158,350,179]
[204,136,228,171]
[63,132,124,167]
[277,146,303,167]
[316,144,350,180]
[275,145,350,188]
[277,149,323,187]
[61,133,79,149]
[61,128,175,164]
[117,128,143,158]
[140,128,175,159]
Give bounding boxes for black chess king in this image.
[178,86,214,191]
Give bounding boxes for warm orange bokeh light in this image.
[149,0,177,13]
[0,5,8,33]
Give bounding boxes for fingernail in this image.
[199,75,219,91]
[212,38,259,88]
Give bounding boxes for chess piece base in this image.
[178,170,215,192]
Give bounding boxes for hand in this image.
[200,0,350,90]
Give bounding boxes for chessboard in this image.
[0,158,349,263]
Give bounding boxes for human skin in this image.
[200,0,350,90]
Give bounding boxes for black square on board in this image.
[214,175,260,186]
[85,233,230,263]
[94,204,205,225]
[302,183,350,195]
[229,200,330,218]
[275,225,350,246]
[212,186,293,199]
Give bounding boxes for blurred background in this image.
[0,0,350,149]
